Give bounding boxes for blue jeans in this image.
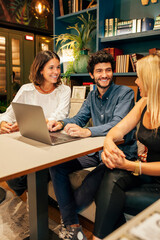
[49,152,103,226]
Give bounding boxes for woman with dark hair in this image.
[0,50,71,196]
[0,50,71,134]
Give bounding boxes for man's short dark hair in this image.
[87,50,115,74]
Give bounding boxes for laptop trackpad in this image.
[49,132,81,145]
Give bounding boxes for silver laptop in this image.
[12,102,81,145]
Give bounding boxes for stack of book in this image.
[116,53,144,73]
[117,19,137,35]
[153,15,160,30]
[104,17,154,37]
[59,0,96,16]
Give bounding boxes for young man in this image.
[48,50,137,240]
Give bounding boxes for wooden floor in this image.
[0,181,93,240]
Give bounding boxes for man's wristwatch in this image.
[57,120,65,130]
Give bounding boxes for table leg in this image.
[27,169,49,240]
[24,169,60,240]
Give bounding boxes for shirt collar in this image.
[95,82,115,99]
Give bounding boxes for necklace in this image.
[36,85,55,94]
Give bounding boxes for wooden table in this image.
[0,132,106,240]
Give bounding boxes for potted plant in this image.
[54,12,96,74]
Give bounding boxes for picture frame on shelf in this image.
[72,86,86,99]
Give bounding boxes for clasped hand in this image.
[101,139,126,169]
[0,122,19,134]
[47,121,91,138]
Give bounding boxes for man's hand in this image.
[0,121,19,134]
[64,124,91,138]
[47,120,63,132]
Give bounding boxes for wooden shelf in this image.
[114,72,137,77]
[57,6,97,24]
[100,30,160,43]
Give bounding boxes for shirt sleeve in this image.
[48,86,71,121]
[88,88,135,137]
[0,86,26,124]
[63,95,92,127]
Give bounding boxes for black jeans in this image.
[92,165,160,238]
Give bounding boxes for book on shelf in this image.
[103,48,123,72]
[59,0,64,16]
[116,54,133,73]
[137,19,142,32]
[59,0,88,15]
[149,48,160,54]
[83,82,94,85]
[105,18,119,37]
[104,19,109,37]
[103,48,123,60]
[141,17,154,32]
[108,18,114,37]
[116,19,137,35]
[153,15,160,30]
[130,53,144,72]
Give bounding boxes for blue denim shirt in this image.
[63,82,137,160]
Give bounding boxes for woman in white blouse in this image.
[0,50,71,196]
[0,50,71,134]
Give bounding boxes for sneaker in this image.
[59,217,67,239]
[64,225,87,240]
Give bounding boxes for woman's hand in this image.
[0,121,19,134]
[102,137,126,169]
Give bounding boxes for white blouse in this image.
[0,83,71,124]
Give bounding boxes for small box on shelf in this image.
[141,17,154,31]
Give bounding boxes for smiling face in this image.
[40,58,61,85]
[89,62,113,90]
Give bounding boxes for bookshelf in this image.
[53,0,160,86]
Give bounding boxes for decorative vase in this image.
[141,0,149,5]
[73,50,89,73]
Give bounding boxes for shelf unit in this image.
[53,0,160,86]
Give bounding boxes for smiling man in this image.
[48,50,137,240]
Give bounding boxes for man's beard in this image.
[95,77,113,89]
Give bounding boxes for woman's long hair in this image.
[137,54,160,132]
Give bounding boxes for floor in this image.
[0,181,93,240]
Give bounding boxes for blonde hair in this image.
[137,54,160,131]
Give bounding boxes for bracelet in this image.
[57,120,65,130]
[132,160,141,176]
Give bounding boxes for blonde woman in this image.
[91,54,160,239]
